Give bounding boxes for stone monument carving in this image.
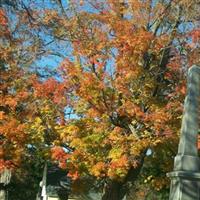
[167,65,200,200]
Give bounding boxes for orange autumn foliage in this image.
[0,7,66,171]
[1,0,200,199]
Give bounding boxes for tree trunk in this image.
[102,180,124,200]
[101,150,147,200]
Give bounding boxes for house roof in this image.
[39,163,71,199]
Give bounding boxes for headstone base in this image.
[167,171,200,200]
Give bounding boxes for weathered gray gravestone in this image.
[167,65,200,200]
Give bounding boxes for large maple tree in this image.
[41,0,200,200]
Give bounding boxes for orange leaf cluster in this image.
[0,8,8,26]
[32,78,65,104]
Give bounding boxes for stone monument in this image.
[167,65,200,200]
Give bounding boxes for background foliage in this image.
[1,0,200,199]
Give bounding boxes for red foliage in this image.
[51,146,70,169]
[32,78,65,104]
[0,9,8,26]
[189,29,200,43]
[0,159,14,172]
[67,171,79,180]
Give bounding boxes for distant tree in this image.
[0,0,65,179]
[0,4,68,199]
